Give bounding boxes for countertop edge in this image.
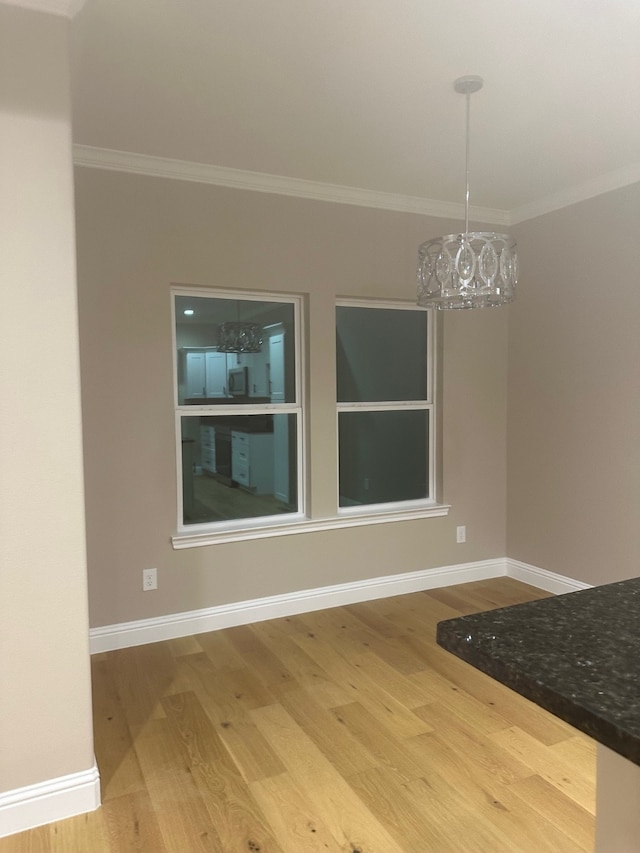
[436,618,640,766]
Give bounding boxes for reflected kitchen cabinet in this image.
[269,332,285,402]
[179,347,227,403]
[231,430,274,494]
[199,425,216,474]
[204,350,227,397]
[184,350,206,399]
[179,346,279,403]
[249,347,270,397]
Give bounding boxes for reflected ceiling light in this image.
[218,321,263,353]
[417,76,518,310]
[183,308,195,315]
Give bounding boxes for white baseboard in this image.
[90,557,590,654]
[505,558,592,595]
[90,558,507,653]
[0,763,100,839]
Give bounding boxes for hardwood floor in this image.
[189,474,291,524]
[0,578,596,852]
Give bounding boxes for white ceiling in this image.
[69,0,640,221]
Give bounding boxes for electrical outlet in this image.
[143,568,158,591]
[456,525,466,544]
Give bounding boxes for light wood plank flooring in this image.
[0,578,596,852]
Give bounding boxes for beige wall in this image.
[74,168,508,628]
[0,5,94,792]
[508,183,640,585]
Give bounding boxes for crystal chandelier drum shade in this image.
[218,321,263,353]
[417,231,517,309]
[417,75,517,310]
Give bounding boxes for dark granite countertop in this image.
[436,578,640,765]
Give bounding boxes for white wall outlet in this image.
[456,525,466,544]
[142,568,158,591]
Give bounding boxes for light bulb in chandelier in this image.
[417,76,518,310]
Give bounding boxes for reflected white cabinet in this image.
[200,425,216,474]
[185,351,206,398]
[269,333,285,402]
[183,333,283,400]
[249,347,270,397]
[204,351,227,398]
[182,348,227,399]
[231,431,274,494]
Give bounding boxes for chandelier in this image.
[417,76,518,310]
[218,321,263,353]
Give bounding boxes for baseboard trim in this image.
[0,763,100,839]
[90,559,507,653]
[90,558,591,654]
[506,558,592,594]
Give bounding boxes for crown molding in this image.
[72,144,640,226]
[72,144,511,226]
[511,161,640,224]
[2,0,86,15]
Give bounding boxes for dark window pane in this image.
[336,307,427,403]
[338,410,428,507]
[175,295,295,405]
[181,414,297,524]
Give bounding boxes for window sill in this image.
[171,503,450,549]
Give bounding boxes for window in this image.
[336,301,434,513]
[173,289,303,532]
[172,290,444,546]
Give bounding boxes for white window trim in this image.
[171,503,450,548]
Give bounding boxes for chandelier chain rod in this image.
[464,89,471,235]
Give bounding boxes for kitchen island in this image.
[437,578,640,853]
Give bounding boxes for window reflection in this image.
[181,414,297,525]
[337,307,428,402]
[338,410,429,507]
[175,295,295,405]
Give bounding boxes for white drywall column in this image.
[0,1,97,836]
[596,745,640,853]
